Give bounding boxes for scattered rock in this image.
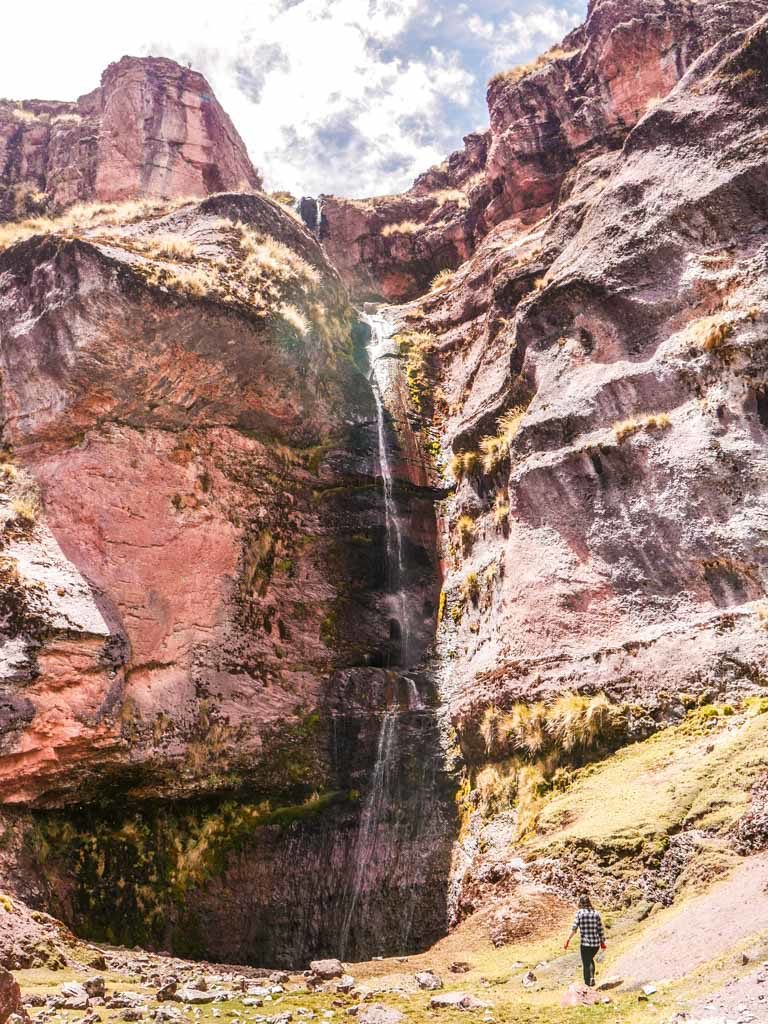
[414,972,442,991]
[106,994,146,1010]
[449,964,471,974]
[357,1005,403,1024]
[561,985,599,1008]
[156,981,178,1003]
[596,977,623,991]
[53,983,90,1011]
[309,962,344,982]
[520,971,536,989]
[83,980,105,1000]
[336,978,355,995]
[173,990,227,1006]
[153,1010,183,1022]
[120,1011,144,1022]
[429,993,490,1011]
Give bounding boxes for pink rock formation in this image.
[0,57,261,220]
[321,0,766,300]
[0,193,377,806]
[406,8,768,743]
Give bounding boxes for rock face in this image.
[0,188,451,964]
[321,0,766,300]
[427,7,768,734]
[0,57,261,220]
[0,967,21,1024]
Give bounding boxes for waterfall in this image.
[364,311,410,666]
[339,710,398,958]
[335,309,448,963]
[404,676,425,710]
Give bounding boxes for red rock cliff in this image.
[0,57,261,221]
[321,0,766,300]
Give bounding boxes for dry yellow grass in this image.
[480,404,529,473]
[450,450,481,480]
[432,188,470,210]
[614,412,672,443]
[0,197,196,252]
[456,514,476,553]
[381,220,421,237]
[461,570,480,604]
[489,46,578,88]
[493,492,510,526]
[688,315,734,352]
[430,268,455,292]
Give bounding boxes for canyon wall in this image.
[1,0,768,972]
[0,183,449,963]
[0,57,261,221]
[320,0,766,301]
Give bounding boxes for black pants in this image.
[580,945,599,986]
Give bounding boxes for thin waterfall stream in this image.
[338,309,437,959]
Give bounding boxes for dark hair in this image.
[578,893,593,910]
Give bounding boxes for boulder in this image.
[0,970,22,1024]
[596,977,623,992]
[415,972,442,991]
[309,961,344,981]
[561,985,599,1008]
[55,982,90,1011]
[84,979,106,999]
[173,989,218,1005]
[357,1006,403,1024]
[336,977,356,995]
[156,981,178,1003]
[429,993,490,1011]
[121,1011,144,1022]
[106,994,146,1010]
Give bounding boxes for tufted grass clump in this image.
[450,450,481,481]
[480,405,530,474]
[0,196,196,252]
[614,411,671,443]
[456,514,477,553]
[461,571,480,604]
[394,330,434,412]
[689,315,734,352]
[489,46,577,88]
[430,268,455,292]
[478,693,627,764]
[381,220,421,237]
[493,492,510,526]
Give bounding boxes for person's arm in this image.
[599,915,607,949]
[564,913,579,950]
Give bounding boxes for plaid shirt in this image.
[573,908,605,947]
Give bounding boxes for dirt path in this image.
[611,855,768,986]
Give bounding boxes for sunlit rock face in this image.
[408,10,768,744]
[0,187,451,966]
[0,192,372,806]
[0,57,261,221]
[320,0,766,301]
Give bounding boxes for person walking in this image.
[564,894,606,987]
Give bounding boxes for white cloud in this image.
[0,0,586,198]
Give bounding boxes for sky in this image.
[2,0,586,199]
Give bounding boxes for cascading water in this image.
[337,309,445,960]
[365,311,410,665]
[339,710,398,957]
